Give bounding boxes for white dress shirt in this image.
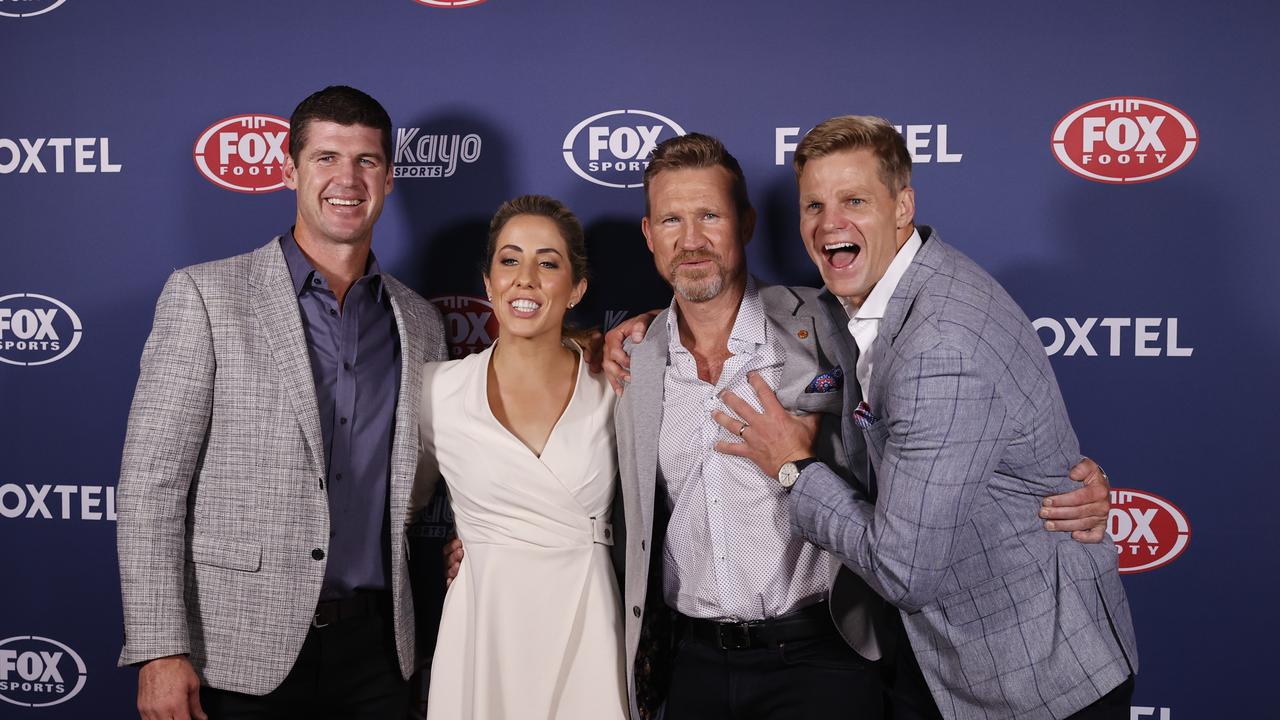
[842,228,922,397]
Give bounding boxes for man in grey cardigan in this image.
[717,116,1137,719]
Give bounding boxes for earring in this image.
[568,302,575,309]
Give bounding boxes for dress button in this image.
[312,548,325,561]
[604,528,611,539]
[632,606,641,618]
[641,540,646,551]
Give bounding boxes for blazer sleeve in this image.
[790,344,1010,613]
[116,270,216,665]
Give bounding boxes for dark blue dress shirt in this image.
[281,232,401,601]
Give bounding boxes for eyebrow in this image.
[499,244,565,257]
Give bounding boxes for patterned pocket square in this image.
[804,366,844,394]
[852,401,879,429]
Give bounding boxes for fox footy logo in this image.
[194,115,290,193]
[1052,97,1198,184]
[1108,488,1191,573]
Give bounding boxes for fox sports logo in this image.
[562,110,686,189]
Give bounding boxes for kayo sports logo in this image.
[194,115,290,193]
[0,294,83,366]
[1108,489,1191,574]
[0,0,67,18]
[563,110,687,189]
[0,636,87,708]
[430,296,498,358]
[1052,97,1198,184]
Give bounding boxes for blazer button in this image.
[311,548,325,561]
[632,606,641,618]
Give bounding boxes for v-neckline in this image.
[482,340,584,460]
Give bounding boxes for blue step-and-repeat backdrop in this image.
[3,1,1277,717]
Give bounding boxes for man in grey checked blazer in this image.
[117,87,445,719]
[720,116,1138,720]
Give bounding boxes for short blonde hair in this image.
[793,115,912,195]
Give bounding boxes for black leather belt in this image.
[682,602,835,650]
[312,591,387,628]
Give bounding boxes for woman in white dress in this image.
[416,195,628,719]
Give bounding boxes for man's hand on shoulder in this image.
[1040,456,1112,543]
[603,310,661,395]
[137,655,205,720]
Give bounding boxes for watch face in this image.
[778,462,799,488]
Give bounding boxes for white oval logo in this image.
[0,293,83,366]
[1108,488,1192,573]
[1052,97,1198,184]
[0,0,69,18]
[562,109,686,189]
[0,636,87,707]
[193,114,290,193]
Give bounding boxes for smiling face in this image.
[283,120,393,251]
[484,214,587,342]
[641,165,754,304]
[797,148,914,307]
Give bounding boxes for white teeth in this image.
[511,299,540,312]
[824,242,857,251]
[326,198,361,206]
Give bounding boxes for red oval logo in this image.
[1052,97,1198,184]
[1108,488,1191,573]
[193,114,290,193]
[430,296,498,358]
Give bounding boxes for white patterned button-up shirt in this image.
[658,279,832,621]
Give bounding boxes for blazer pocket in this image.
[187,535,263,572]
[938,561,1049,627]
[791,391,843,415]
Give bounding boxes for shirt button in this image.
[335,473,343,482]
[339,417,348,425]
[329,308,337,316]
[312,278,321,286]
[311,548,325,561]
[632,606,641,618]
[343,361,351,371]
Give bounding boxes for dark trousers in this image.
[664,628,882,719]
[882,611,1134,720]
[199,594,409,720]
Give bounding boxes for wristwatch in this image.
[777,457,820,490]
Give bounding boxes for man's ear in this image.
[895,186,915,229]
[283,155,298,190]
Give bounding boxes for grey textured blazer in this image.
[116,237,446,695]
[614,282,884,720]
[792,228,1139,719]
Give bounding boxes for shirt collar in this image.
[666,276,767,354]
[842,227,922,321]
[279,230,385,302]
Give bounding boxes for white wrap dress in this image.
[419,344,626,720]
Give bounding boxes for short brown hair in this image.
[793,116,912,195]
[483,195,589,283]
[288,85,393,165]
[642,133,751,219]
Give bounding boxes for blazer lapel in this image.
[760,285,822,407]
[816,289,871,494]
[385,279,424,526]
[627,312,670,542]
[249,239,325,475]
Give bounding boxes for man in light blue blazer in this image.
[718,116,1137,720]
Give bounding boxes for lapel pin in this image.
[797,330,809,339]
